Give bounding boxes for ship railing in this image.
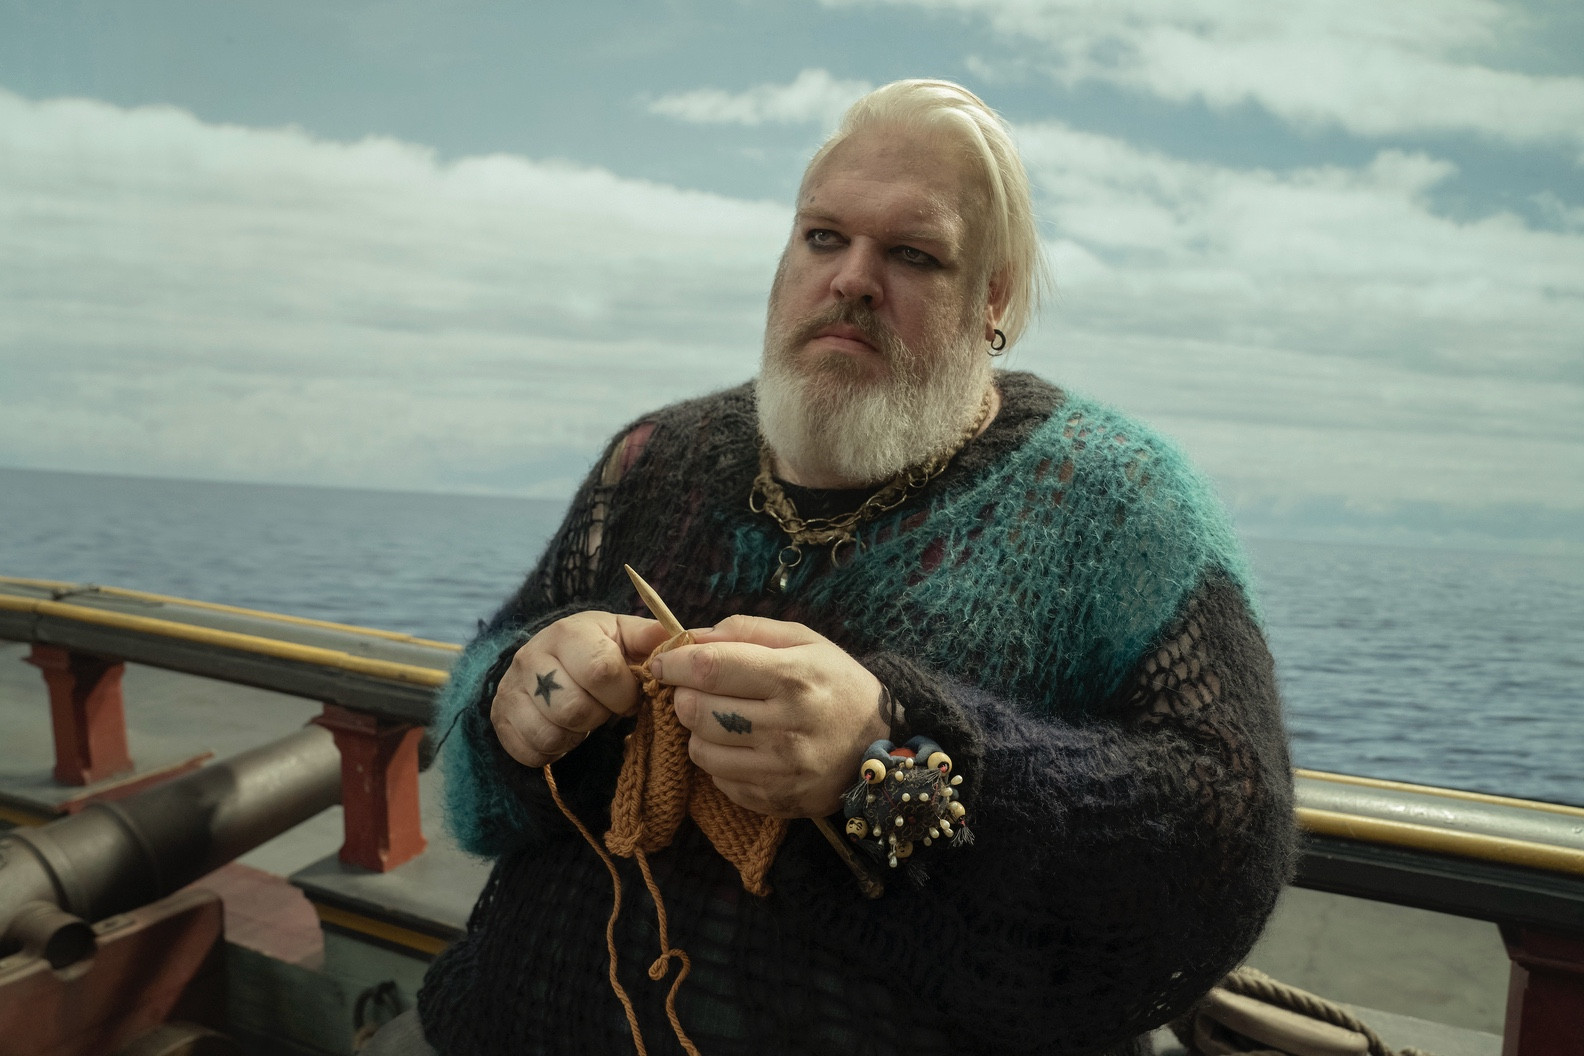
[0,575,454,871]
[1,575,1581,1052]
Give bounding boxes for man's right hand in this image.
[490,611,670,767]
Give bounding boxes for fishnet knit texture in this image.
[418,372,1295,1055]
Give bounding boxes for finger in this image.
[688,614,827,650]
[687,737,763,786]
[653,640,788,699]
[690,740,805,818]
[501,658,611,734]
[556,626,645,717]
[673,688,764,742]
[492,695,587,767]
[613,613,672,661]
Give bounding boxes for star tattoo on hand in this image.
[534,670,563,708]
[713,711,752,735]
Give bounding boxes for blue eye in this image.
[806,229,842,249]
[896,245,939,267]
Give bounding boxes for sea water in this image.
[2,466,1580,807]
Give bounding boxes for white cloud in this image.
[1019,123,1583,376]
[0,89,791,495]
[1002,118,1584,514]
[1533,191,1584,232]
[835,0,1584,160]
[1,87,1580,536]
[646,68,874,128]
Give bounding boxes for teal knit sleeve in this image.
[432,424,647,859]
[433,623,538,857]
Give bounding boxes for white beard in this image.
[756,300,991,487]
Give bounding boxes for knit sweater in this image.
[417,371,1296,1056]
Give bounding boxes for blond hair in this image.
[801,79,1047,348]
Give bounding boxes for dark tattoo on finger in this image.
[534,670,563,707]
[713,711,752,734]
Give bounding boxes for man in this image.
[410,80,1294,1055]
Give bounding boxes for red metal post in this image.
[1502,925,1584,1056]
[313,703,427,872]
[25,644,134,785]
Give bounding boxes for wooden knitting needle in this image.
[812,814,885,899]
[623,563,884,899]
[624,564,685,637]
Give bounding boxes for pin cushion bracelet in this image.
[841,735,971,878]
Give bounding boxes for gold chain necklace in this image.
[750,388,993,592]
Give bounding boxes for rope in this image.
[1176,965,1436,1056]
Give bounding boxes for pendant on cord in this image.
[767,535,868,593]
[769,544,802,593]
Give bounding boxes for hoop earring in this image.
[989,329,1007,355]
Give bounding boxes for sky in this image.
[1,0,1581,552]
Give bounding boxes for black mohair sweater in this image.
[416,371,1296,1055]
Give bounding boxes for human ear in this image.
[982,268,1011,342]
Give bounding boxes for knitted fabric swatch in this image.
[605,631,788,896]
[545,631,791,1055]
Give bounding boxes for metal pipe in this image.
[0,723,341,964]
[7,901,95,971]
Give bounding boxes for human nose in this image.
[829,243,883,306]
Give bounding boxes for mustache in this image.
[788,301,903,358]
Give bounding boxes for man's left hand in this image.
[652,615,888,818]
